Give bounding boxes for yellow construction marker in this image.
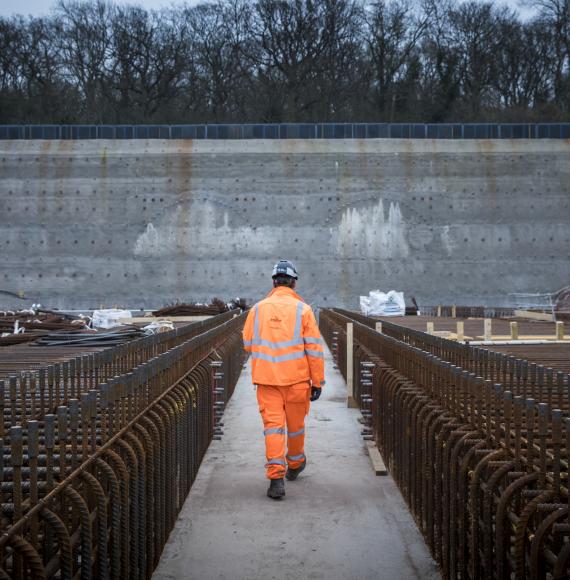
[484,319,492,341]
[457,321,464,341]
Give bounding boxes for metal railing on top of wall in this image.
[0,122,569,140]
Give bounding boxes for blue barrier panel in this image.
[0,126,21,139]
[411,124,426,138]
[249,124,262,139]
[215,125,225,138]
[353,124,366,138]
[30,125,58,139]
[539,124,562,138]
[305,123,318,138]
[76,125,97,139]
[266,124,280,138]
[427,124,448,139]
[376,124,389,138]
[171,125,205,139]
[99,126,114,139]
[389,124,407,138]
[228,125,244,139]
[170,125,183,138]
[321,124,344,138]
[221,125,232,138]
[0,123,569,139]
[116,126,133,139]
[242,125,255,139]
[246,124,279,139]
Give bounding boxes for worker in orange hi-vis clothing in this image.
[243,259,325,500]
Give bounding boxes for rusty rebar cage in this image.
[321,308,570,580]
[0,311,246,579]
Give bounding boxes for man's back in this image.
[243,286,324,387]
[256,289,303,344]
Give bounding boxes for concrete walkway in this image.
[152,348,440,580]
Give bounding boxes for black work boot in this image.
[267,478,285,500]
[286,459,307,481]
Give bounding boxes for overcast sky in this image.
[0,0,537,19]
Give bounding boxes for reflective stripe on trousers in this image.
[257,382,310,479]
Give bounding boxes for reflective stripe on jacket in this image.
[243,286,325,387]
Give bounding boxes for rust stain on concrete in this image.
[177,139,194,260]
[478,140,497,208]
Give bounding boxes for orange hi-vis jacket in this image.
[243,286,325,388]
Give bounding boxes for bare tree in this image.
[364,0,429,121]
[182,1,247,122]
[0,16,71,123]
[530,0,570,110]
[0,0,569,124]
[246,0,362,121]
[109,6,189,122]
[493,18,555,112]
[54,0,114,122]
[448,1,514,118]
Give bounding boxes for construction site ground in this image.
[152,347,440,580]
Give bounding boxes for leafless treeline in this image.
[0,0,569,124]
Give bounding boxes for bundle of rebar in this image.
[153,298,229,317]
[0,310,245,579]
[32,326,144,347]
[0,310,88,347]
[321,308,570,580]
[153,297,250,317]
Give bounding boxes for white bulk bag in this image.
[92,309,132,329]
[360,290,405,317]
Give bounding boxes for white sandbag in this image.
[92,309,132,329]
[143,320,175,335]
[360,290,405,317]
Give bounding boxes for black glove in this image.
[310,387,321,402]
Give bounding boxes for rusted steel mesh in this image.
[321,308,570,580]
[0,310,245,579]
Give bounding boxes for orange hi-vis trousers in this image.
[257,382,310,480]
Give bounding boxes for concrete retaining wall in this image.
[1,139,569,309]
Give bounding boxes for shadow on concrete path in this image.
[152,347,440,580]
